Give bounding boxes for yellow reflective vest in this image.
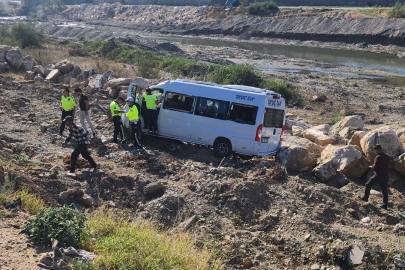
[142,94,157,109]
[110,101,121,117]
[61,95,76,111]
[126,104,139,121]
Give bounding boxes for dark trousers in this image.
[147,109,158,132]
[113,116,124,142]
[364,174,389,205]
[60,110,74,134]
[131,122,141,147]
[70,144,97,172]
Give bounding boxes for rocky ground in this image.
[0,43,404,269]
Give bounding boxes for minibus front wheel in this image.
[214,138,232,158]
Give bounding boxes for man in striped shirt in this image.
[62,116,97,173]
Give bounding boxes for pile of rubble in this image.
[59,3,210,25]
[279,114,405,186]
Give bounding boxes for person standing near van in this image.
[359,145,390,209]
[126,97,141,149]
[60,87,76,136]
[142,88,159,134]
[75,88,96,138]
[110,97,127,144]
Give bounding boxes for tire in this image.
[214,138,232,158]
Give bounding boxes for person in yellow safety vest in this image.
[142,88,160,134]
[110,97,127,144]
[126,97,141,150]
[60,87,76,136]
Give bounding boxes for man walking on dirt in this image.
[142,88,159,134]
[62,116,97,173]
[359,145,390,209]
[110,97,127,144]
[74,88,96,138]
[126,97,141,150]
[59,87,76,136]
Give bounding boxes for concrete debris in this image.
[348,245,365,265]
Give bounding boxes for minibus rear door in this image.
[261,97,285,153]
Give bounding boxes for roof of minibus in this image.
[150,79,278,96]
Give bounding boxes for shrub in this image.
[20,190,44,215]
[330,113,342,125]
[248,1,279,16]
[208,64,263,86]
[390,2,405,17]
[21,205,87,246]
[80,211,219,270]
[10,23,45,48]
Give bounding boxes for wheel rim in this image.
[217,142,229,155]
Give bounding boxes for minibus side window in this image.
[194,97,229,120]
[164,92,194,113]
[263,108,284,128]
[229,104,257,125]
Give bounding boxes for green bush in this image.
[263,79,304,106]
[10,23,45,48]
[20,205,87,246]
[208,64,263,87]
[248,1,279,16]
[390,2,405,17]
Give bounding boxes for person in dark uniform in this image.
[62,116,97,173]
[359,145,390,209]
[59,88,76,136]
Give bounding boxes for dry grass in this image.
[20,190,44,215]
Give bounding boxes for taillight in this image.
[256,124,263,142]
[280,125,285,141]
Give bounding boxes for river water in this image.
[146,35,405,85]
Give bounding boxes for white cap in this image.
[126,97,134,102]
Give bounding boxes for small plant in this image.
[248,1,279,16]
[208,64,263,87]
[10,23,45,48]
[330,113,342,125]
[0,194,6,206]
[390,2,405,17]
[78,35,85,42]
[16,155,26,165]
[20,190,44,215]
[20,205,87,246]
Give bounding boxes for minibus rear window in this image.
[164,92,194,113]
[195,97,230,120]
[264,108,284,128]
[229,104,257,125]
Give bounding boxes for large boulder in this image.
[283,136,323,158]
[314,145,371,182]
[339,127,361,140]
[107,78,132,89]
[0,62,10,72]
[88,74,107,89]
[132,77,149,89]
[34,74,45,82]
[71,65,82,78]
[22,55,35,72]
[24,71,35,80]
[45,69,61,83]
[285,119,312,130]
[33,65,45,75]
[360,127,404,161]
[276,146,316,173]
[292,126,304,137]
[349,131,368,149]
[57,74,71,84]
[55,59,74,74]
[304,124,336,146]
[330,115,364,134]
[6,47,24,70]
[0,45,12,62]
[393,153,405,176]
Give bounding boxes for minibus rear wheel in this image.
[214,138,232,158]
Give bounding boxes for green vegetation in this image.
[21,205,87,246]
[248,1,279,16]
[87,40,303,106]
[79,211,218,270]
[390,2,405,17]
[0,170,17,205]
[0,23,45,48]
[20,190,44,215]
[330,113,342,125]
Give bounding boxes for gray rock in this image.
[313,161,337,183]
[361,126,404,161]
[34,65,45,75]
[394,255,405,268]
[6,47,24,70]
[24,71,35,80]
[132,77,149,89]
[0,45,12,62]
[44,64,55,76]
[89,69,98,77]
[22,55,35,72]
[34,74,45,82]
[144,181,164,195]
[46,69,61,83]
[57,74,71,84]
[103,70,114,78]
[71,65,82,77]
[347,244,365,265]
[55,59,74,74]
[276,145,316,173]
[88,74,107,89]
[0,62,10,72]
[107,78,132,89]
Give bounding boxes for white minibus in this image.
[123,79,286,157]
